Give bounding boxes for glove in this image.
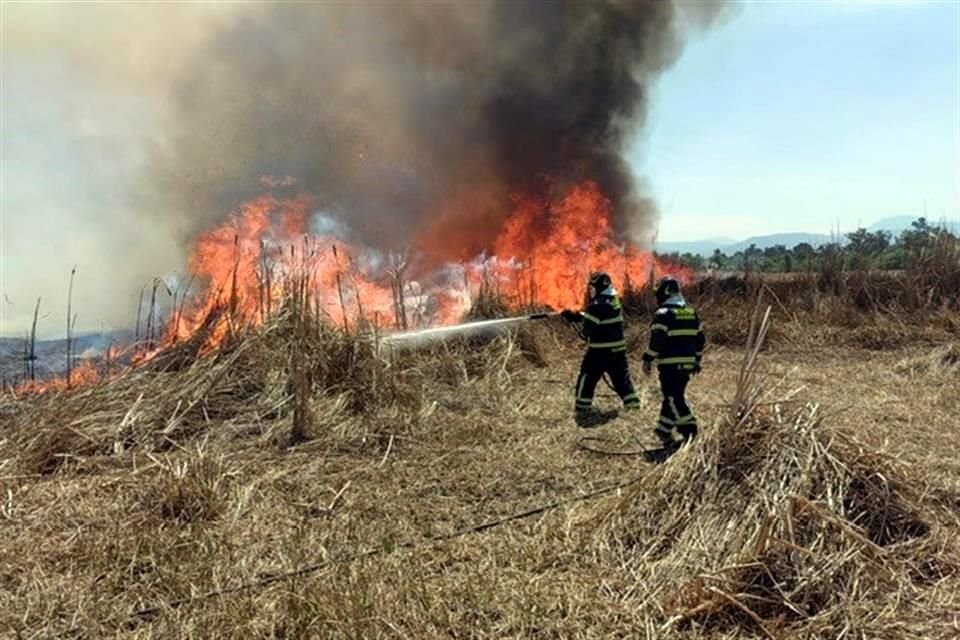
[642,360,652,375]
[560,309,579,323]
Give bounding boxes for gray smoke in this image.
[151,0,727,262]
[1,1,725,336]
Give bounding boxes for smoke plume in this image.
[152,0,726,258]
[1,1,724,335]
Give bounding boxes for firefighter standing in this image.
[561,272,640,421]
[641,276,705,448]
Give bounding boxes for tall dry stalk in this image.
[288,273,314,446]
[526,258,538,310]
[346,255,367,321]
[69,313,77,381]
[332,244,349,329]
[258,238,267,324]
[173,274,195,341]
[66,266,76,387]
[134,284,146,351]
[390,252,409,330]
[265,251,273,321]
[105,339,114,376]
[145,279,160,351]
[731,288,772,423]
[21,333,29,381]
[228,234,240,332]
[27,297,41,382]
[302,236,313,312]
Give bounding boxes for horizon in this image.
[655,212,960,247]
[2,0,958,337]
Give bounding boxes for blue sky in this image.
[634,0,960,242]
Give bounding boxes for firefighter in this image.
[561,272,640,422]
[641,276,705,448]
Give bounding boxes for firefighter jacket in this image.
[571,294,627,352]
[641,297,705,370]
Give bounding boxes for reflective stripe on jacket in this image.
[641,301,705,369]
[581,295,626,351]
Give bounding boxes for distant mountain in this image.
[655,232,834,257]
[724,232,834,254]
[654,239,735,256]
[868,215,959,235]
[654,214,959,258]
[700,236,738,245]
[867,216,916,234]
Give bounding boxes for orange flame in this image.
[166,194,309,342]
[485,181,683,309]
[13,179,689,396]
[161,181,687,348]
[13,356,109,395]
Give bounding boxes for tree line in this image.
[657,218,959,273]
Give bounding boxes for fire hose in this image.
[376,311,560,346]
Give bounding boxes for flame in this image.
[485,181,681,309]
[13,178,688,396]
[440,181,689,311]
[165,194,311,345]
[13,354,112,395]
[158,191,416,352]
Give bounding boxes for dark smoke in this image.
[150,0,726,262]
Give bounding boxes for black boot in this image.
[654,425,677,449]
[678,423,698,443]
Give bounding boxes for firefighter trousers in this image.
[575,349,640,412]
[654,368,698,442]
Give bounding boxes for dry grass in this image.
[590,308,959,638]
[0,294,958,638]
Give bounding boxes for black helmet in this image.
[654,276,681,305]
[588,271,612,292]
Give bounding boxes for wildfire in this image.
[157,177,687,352]
[13,343,125,395]
[166,194,311,344]
[166,192,418,348]
[13,179,688,395]
[489,182,668,310]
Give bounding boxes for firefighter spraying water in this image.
[378,271,706,457]
[561,272,705,453]
[559,272,641,427]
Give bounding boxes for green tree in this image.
[742,244,762,272]
[900,217,933,253]
[846,228,891,257]
[711,248,726,270]
[793,242,816,271]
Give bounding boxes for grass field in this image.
[1,295,958,638]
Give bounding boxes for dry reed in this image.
[0,282,957,638]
